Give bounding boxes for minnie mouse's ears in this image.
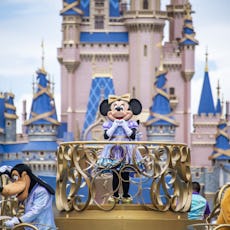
[99,99,110,116]
[129,99,142,115]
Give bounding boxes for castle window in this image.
[143,0,149,10]
[169,87,175,95]
[95,15,104,29]
[95,0,104,7]
[144,45,147,56]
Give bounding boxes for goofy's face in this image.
[2,170,31,202]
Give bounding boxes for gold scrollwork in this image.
[56,141,192,213]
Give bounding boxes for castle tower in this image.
[58,0,129,140]
[191,52,220,167]
[215,80,222,114]
[179,0,198,145]
[123,0,167,112]
[58,0,197,143]
[4,92,18,142]
[144,54,178,141]
[0,94,5,142]
[23,45,60,175]
[209,115,230,187]
[58,0,83,138]
[162,0,197,144]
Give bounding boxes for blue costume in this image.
[0,164,56,229]
[20,183,56,229]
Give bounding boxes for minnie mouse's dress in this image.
[97,120,143,170]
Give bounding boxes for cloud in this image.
[0,1,62,132]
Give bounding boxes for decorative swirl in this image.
[55,141,191,213]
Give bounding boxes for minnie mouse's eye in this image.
[114,104,119,110]
[120,105,124,110]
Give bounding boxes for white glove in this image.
[0,165,12,176]
[121,121,132,137]
[4,217,20,228]
[106,121,119,137]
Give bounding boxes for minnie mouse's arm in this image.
[120,120,138,139]
[104,121,119,139]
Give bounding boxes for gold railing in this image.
[56,141,192,212]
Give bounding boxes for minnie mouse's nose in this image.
[115,107,122,111]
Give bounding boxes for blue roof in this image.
[216,98,222,114]
[198,71,216,115]
[5,93,17,116]
[146,71,176,126]
[26,70,59,125]
[61,0,121,18]
[211,120,230,160]
[180,18,198,46]
[110,0,120,17]
[82,76,115,137]
[0,96,5,130]
[22,141,58,152]
[80,32,129,43]
[61,0,89,16]
[3,143,25,153]
[180,39,198,46]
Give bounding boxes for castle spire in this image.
[205,48,209,72]
[24,68,59,126]
[41,39,45,70]
[37,40,47,75]
[198,51,215,115]
[180,0,198,46]
[209,117,230,161]
[144,63,178,142]
[216,80,222,114]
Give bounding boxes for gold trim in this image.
[56,141,191,213]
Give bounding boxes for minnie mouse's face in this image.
[99,94,142,121]
[107,99,133,121]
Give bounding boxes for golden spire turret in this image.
[184,0,192,20]
[217,79,220,99]
[156,41,167,75]
[205,48,209,72]
[38,39,47,75]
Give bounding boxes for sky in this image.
[0,0,230,132]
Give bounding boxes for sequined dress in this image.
[97,120,143,170]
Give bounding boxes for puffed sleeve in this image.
[128,120,139,129]
[102,121,112,130]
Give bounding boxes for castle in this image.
[1,0,230,207]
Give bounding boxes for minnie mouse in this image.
[97,93,143,203]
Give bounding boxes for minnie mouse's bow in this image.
[108,94,130,104]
